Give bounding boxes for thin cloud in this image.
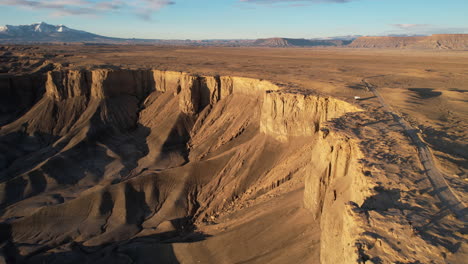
[0,0,174,20]
[239,0,353,4]
[131,0,175,21]
[391,24,431,29]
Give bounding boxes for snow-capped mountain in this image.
[0,22,114,43]
[0,22,71,33]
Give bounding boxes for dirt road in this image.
[362,78,467,220]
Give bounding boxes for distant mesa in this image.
[349,34,468,49]
[253,38,352,47]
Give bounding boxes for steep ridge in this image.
[349,34,468,49]
[0,68,369,263]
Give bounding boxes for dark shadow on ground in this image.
[407,88,442,99]
[357,96,377,101]
[0,217,210,264]
[361,186,417,212]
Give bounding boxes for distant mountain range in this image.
[0,22,355,47]
[1,22,467,49]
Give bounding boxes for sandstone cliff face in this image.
[259,89,368,263]
[150,70,279,113]
[0,68,368,263]
[45,70,92,100]
[90,70,153,100]
[46,69,154,101]
[260,91,360,142]
[304,131,368,263]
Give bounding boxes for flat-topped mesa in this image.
[6,68,362,140]
[349,34,468,49]
[45,69,281,101]
[152,70,279,96]
[260,91,361,142]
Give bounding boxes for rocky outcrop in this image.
[1,68,368,263]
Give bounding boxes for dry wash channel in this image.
[0,68,367,263]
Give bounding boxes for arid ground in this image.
[0,45,467,263]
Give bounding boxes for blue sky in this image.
[0,0,467,39]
